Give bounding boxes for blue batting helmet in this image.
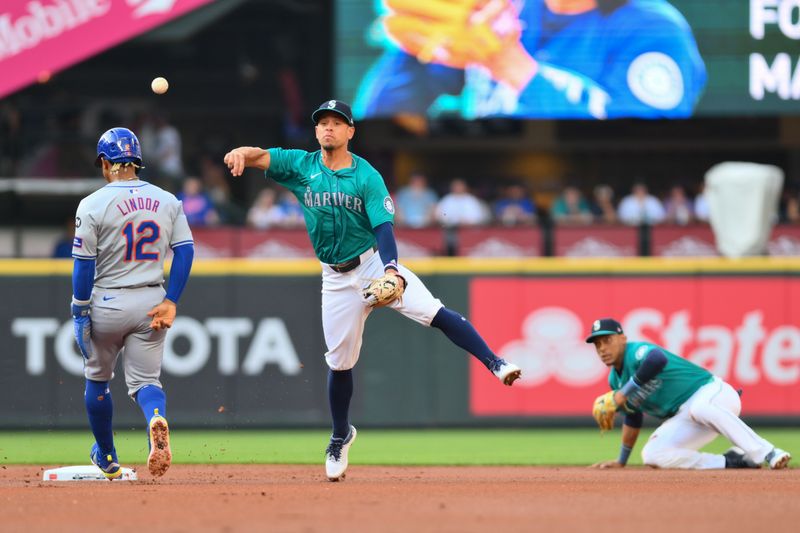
[95,127,143,167]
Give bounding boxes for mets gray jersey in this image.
[72,179,193,395]
[72,180,193,288]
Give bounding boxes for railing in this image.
[111,224,800,259]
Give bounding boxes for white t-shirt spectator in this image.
[436,194,489,226]
[154,124,184,178]
[694,192,710,222]
[618,194,666,225]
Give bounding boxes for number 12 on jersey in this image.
[123,220,160,261]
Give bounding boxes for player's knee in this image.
[641,443,671,468]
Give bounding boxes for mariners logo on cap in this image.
[592,320,600,331]
[327,100,336,109]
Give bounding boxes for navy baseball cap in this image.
[312,100,354,126]
[585,318,624,343]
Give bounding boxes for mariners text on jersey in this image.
[304,187,364,213]
[116,196,161,216]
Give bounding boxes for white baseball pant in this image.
[321,248,443,371]
[641,376,775,469]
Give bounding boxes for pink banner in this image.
[239,228,315,259]
[651,224,718,257]
[457,227,540,257]
[553,226,638,257]
[470,277,800,416]
[0,0,213,99]
[394,228,445,258]
[769,225,800,256]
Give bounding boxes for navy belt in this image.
[329,257,361,273]
[328,246,377,274]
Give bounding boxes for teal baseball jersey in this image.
[266,148,394,264]
[609,342,713,419]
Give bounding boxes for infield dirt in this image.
[2,465,797,532]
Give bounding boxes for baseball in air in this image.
[151,77,169,95]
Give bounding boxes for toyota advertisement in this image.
[470,277,800,416]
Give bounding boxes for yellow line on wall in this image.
[0,257,798,276]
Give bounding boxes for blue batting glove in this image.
[71,300,93,360]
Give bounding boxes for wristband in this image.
[384,260,398,272]
[619,376,641,397]
[71,297,91,318]
[618,444,632,465]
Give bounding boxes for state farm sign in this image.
[0,0,213,98]
[469,277,800,416]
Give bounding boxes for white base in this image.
[43,465,138,481]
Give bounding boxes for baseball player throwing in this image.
[72,127,194,479]
[224,100,521,481]
[587,318,791,470]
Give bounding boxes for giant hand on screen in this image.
[383,0,522,71]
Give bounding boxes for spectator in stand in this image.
[140,112,185,191]
[778,187,800,224]
[20,109,94,177]
[278,190,306,228]
[247,188,285,229]
[693,183,710,223]
[788,194,800,224]
[177,177,219,227]
[618,182,666,225]
[52,218,76,258]
[494,183,537,226]
[590,184,618,224]
[551,185,592,225]
[200,155,245,225]
[395,172,439,228]
[663,185,695,225]
[436,178,490,227]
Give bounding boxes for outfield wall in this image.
[1,258,799,429]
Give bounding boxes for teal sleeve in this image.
[363,172,394,228]
[266,148,307,185]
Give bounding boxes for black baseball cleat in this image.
[724,447,759,469]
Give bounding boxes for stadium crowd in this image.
[2,99,799,237]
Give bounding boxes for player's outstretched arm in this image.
[590,419,642,469]
[223,147,270,176]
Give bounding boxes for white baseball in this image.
[151,77,169,95]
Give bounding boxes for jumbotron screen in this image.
[336,0,800,119]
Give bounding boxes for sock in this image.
[136,384,167,425]
[431,307,498,369]
[85,380,114,453]
[328,369,353,440]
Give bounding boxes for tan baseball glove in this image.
[592,391,618,432]
[383,0,520,69]
[363,272,407,308]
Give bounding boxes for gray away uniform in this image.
[72,180,193,395]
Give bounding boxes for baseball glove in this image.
[383,0,520,69]
[363,272,407,308]
[592,391,618,432]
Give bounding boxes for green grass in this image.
[2,428,798,466]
